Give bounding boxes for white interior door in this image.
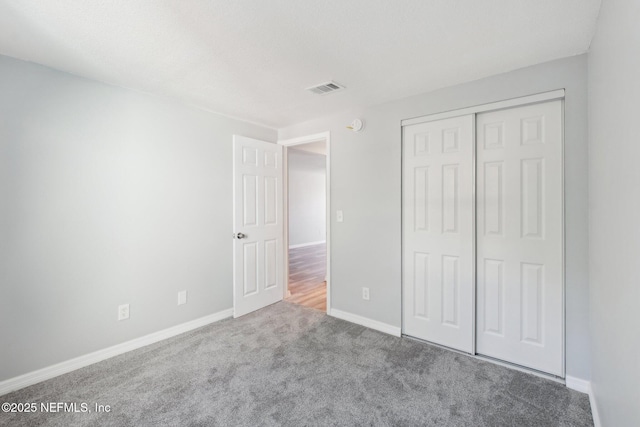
[402,114,475,353]
[233,135,284,317]
[476,100,563,376]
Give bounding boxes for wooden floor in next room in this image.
[286,243,326,311]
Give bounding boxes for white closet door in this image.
[476,100,563,376]
[402,115,474,353]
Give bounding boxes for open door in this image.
[233,135,284,317]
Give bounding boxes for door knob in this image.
[233,232,247,239]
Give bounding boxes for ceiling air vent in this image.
[306,81,345,95]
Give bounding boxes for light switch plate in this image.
[178,290,187,306]
[336,210,344,222]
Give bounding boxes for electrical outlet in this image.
[362,287,370,301]
[336,210,344,222]
[118,304,130,321]
[178,290,187,306]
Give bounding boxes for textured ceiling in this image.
[0,1,601,128]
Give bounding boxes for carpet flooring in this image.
[1,302,593,426]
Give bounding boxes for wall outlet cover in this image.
[178,290,187,306]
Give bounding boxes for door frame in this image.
[400,89,566,378]
[278,131,331,314]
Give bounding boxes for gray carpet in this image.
[1,302,593,426]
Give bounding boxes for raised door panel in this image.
[520,263,544,345]
[414,167,430,232]
[414,132,430,156]
[243,147,258,166]
[483,162,504,236]
[243,242,258,296]
[264,176,278,226]
[413,252,430,320]
[521,158,544,239]
[441,255,459,327]
[243,175,258,227]
[442,165,459,234]
[483,259,504,336]
[264,239,278,290]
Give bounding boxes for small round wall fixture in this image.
[347,119,364,132]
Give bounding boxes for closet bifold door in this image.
[402,114,474,353]
[476,100,564,377]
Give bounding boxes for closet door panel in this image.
[476,100,563,376]
[402,115,474,353]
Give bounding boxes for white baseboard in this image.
[588,383,601,427]
[289,240,326,249]
[0,308,233,396]
[565,376,600,427]
[565,375,590,393]
[329,308,401,337]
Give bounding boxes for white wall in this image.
[588,0,640,424]
[279,55,591,381]
[288,149,326,247]
[0,55,276,381]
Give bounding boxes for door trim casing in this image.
[278,131,331,314]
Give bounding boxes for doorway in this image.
[279,133,331,313]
